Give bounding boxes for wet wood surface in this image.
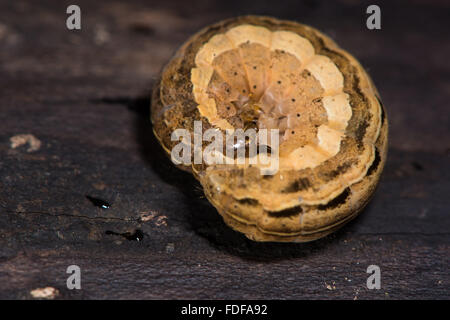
[0,0,449,299]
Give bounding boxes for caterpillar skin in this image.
[151,16,388,242]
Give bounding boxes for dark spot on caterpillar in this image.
[317,188,350,210]
[301,70,311,78]
[253,85,257,89]
[253,66,257,70]
[355,120,369,147]
[376,95,385,125]
[234,72,238,76]
[330,161,354,179]
[267,205,303,218]
[233,168,244,177]
[291,130,295,134]
[282,178,311,193]
[297,113,301,117]
[277,80,282,84]
[105,229,144,241]
[256,145,272,155]
[292,98,296,102]
[86,195,110,209]
[367,148,381,176]
[237,198,259,206]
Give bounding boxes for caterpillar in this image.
[151,16,388,242]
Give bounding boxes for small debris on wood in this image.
[105,229,144,241]
[30,287,59,299]
[140,211,158,222]
[10,134,41,152]
[86,195,111,209]
[165,243,175,253]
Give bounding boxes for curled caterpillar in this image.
[151,16,388,242]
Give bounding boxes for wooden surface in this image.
[0,0,449,299]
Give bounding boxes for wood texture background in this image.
[0,0,449,299]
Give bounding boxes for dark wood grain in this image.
[0,0,449,299]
